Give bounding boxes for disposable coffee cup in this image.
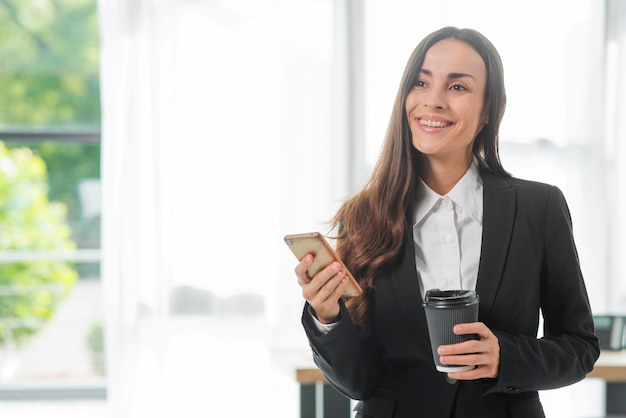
[423,289,480,373]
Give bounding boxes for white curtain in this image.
[606,0,626,312]
[99,1,176,416]
[98,0,346,417]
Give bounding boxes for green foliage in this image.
[0,141,78,347]
[86,320,104,375]
[0,0,101,127]
[5,140,102,248]
[0,0,99,348]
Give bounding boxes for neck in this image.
[420,153,473,195]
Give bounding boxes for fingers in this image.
[453,322,491,339]
[294,254,314,285]
[297,260,344,300]
[305,269,347,305]
[438,322,500,380]
[294,255,348,323]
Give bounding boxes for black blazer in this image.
[302,171,600,418]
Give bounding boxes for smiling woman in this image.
[360,2,612,416]
[294,26,599,418]
[405,39,489,193]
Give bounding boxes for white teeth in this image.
[419,119,450,128]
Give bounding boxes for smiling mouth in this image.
[419,119,452,128]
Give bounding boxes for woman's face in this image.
[405,38,487,165]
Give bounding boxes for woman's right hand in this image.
[295,254,349,324]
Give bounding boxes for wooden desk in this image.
[291,349,626,418]
[296,368,327,384]
[295,351,626,417]
[588,350,626,381]
[587,350,626,415]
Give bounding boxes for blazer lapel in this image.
[476,172,516,320]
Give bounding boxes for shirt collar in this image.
[413,157,483,227]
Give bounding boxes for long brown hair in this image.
[333,27,510,329]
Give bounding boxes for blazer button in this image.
[503,387,519,393]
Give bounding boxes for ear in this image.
[479,105,489,125]
[480,113,489,130]
[476,116,489,136]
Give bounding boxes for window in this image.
[0,0,102,399]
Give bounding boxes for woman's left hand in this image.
[438,322,500,380]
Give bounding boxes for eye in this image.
[450,84,468,92]
[414,79,427,88]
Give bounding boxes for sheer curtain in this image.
[99,1,177,416]
[98,0,346,417]
[606,0,626,313]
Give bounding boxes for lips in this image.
[419,119,452,128]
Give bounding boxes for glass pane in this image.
[0,0,100,129]
[0,0,103,398]
[0,138,103,392]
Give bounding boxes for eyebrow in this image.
[419,69,476,80]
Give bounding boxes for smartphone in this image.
[284,232,363,297]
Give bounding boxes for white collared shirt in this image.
[413,158,483,298]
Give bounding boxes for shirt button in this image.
[441,198,451,208]
[444,235,453,243]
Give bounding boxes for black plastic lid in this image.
[423,289,479,307]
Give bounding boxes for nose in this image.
[424,102,443,109]
[423,88,445,109]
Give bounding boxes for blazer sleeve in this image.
[487,186,600,394]
[301,299,384,400]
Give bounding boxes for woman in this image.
[295,27,599,417]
